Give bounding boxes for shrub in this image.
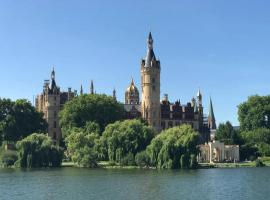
[135,151,151,168]
[147,125,199,169]
[255,159,265,167]
[1,150,18,167]
[121,152,135,166]
[16,133,63,168]
[65,131,99,168]
[101,119,154,165]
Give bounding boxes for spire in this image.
[90,80,94,94]
[113,88,116,100]
[197,89,202,105]
[49,67,58,93]
[80,85,83,95]
[197,89,202,99]
[144,32,156,67]
[51,67,55,80]
[208,98,217,130]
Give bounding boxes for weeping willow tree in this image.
[100,119,155,165]
[146,124,199,169]
[16,133,63,168]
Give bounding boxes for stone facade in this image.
[124,33,210,142]
[198,140,240,163]
[35,69,77,144]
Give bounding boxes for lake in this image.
[0,167,269,200]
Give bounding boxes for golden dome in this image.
[126,78,139,93]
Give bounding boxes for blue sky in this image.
[1,0,270,126]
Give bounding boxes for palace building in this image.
[36,32,214,144]
[124,32,210,143]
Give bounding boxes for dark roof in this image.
[208,98,217,129]
[144,32,156,67]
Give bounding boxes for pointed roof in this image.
[126,78,139,93]
[80,84,83,95]
[144,32,156,67]
[49,67,58,94]
[208,98,217,130]
[113,88,116,100]
[197,89,202,98]
[90,80,94,94]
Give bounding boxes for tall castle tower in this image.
[141,32,161,132]
[36,68,76,144]
[36,68,61,143]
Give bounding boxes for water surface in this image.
[0,167,269,200]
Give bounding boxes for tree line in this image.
[216,95,270,160]
[1,93,270,168]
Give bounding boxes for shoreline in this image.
[61,160,270,169]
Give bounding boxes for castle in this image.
[35,32,215,144]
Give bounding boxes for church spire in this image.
[51,67,55,80]
[49,67,58,94]
[208,98,216,130]
[144,32,156,68]
[90,80,94,94]
[113,88,116,100]
[80,85,83,95]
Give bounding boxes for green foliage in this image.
[238,95,270,131]
[216,121,242,145]
[59,94,125,137]
[16,133,63,168]
[135,151,151,167]
[240,144,259,161]
[0,98,47,142]
[121,152,135,166]
[65,129,100,168]
[85,121,101,135]
[146,125,199,169]
[255,159,265,167]
[1,150,18,167]
[240,128,270,157]
[100,119,155,165]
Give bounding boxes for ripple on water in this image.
[0,167,270,200]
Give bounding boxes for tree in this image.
[65,129,100,168]
[240,128,270,157]
[238,95,270,131]
[1,150,18,167]
[100,119,155,165]
[0,98,47,143]
[216,121,241,145]
[146,125,199,169]
[135,151,151,167]
[59,94,125,137]
[16,133,63,168]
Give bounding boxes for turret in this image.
[125,78,139,104]
[113,88,116,100]
[196,89,203,114]
[90,80,94,94]
[80,85,83,95]
[141,32,161,132]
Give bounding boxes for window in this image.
[152,85,156,91]
[152,78,155,83]
[54,121,57,128]
[53,132,56,140]
[54,111,57,118]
